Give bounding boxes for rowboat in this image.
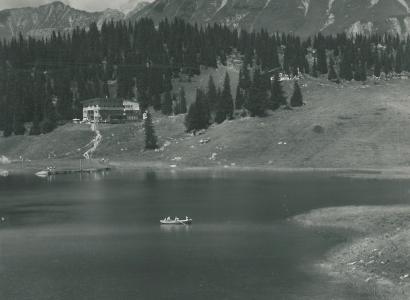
[35,170,50,177]
[160,217,192,225]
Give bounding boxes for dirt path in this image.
[83,124,102,160]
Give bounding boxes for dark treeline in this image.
[0,17,410,136]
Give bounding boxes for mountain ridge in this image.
[2,0,410,40]
[130,0,410,37]
[0,1,150,40]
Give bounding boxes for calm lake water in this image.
[1,170,410,300]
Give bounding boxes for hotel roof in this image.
[82,98,124,107]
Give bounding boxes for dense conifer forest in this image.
[0,17,409,136]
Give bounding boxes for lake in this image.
[0,170,409,300]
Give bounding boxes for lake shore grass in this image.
[292,206,410,299]
[0,158,109,176]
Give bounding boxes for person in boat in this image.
[175,217,179,221]
[166,216,171,221]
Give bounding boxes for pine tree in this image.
[152,93,161,111]
[245,69,268,117]
[41,80,57,134]
[395,47,403,74]
[327,57,339,82]
[13,71,26,135]
[317,47,328,74]
[221,72,234,119]
[290,81,303,107]
[196,88,211,128]
[236,65,251,110]
[354,61,367,82]
[2,80,13,137]
[178,87,187,114]
[207,75,218,112]
[215,88,225,124]
[235,84,245,110]
[185,88,211,131]
[144,110,158,150]
[30,105,41,136]
[185,102,200,132]
[270,73,286,110]
[3,121,12,137]
[13,105,26,135]
[360,61,367,81]
[340,50,353,81]
[161,91,173,115]
[374,56,382,77]
[311,59,319,78]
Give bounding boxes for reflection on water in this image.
[1,170,410,300]
[160,224,193,233]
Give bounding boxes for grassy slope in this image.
[98,76,410,169]
[2,66,410,170]
[172,62,240,105]
[0,124,93,160]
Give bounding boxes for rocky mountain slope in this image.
[121,0,152,16]
[0,1,126,40]
[1,0,410,40]
[130,0,410,37]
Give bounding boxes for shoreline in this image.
[292,206,410,299]
[4,158,410,178]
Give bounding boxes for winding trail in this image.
[83,124,102,160]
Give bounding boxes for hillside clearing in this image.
[2,76,410,174]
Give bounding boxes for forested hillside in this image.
[1,17,410,138]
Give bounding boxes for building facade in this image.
[123,100,140,121]
[82,98,125,123]
[82,98,140,123]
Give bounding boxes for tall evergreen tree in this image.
[41,79,57,134]
[395,47,403,74]
[207,75,218,112]
[185,88,211,131]
[196,88,211,128]
[215,88,225,124]
[185,102,200,132]
[152,93,162,111]
[178,87,187,114]
[360,61,367,81]
[236,65,251,110]
[144,110,158,150]
[13,102,26,135]
[374,55,382,77]
[317,47,328,74]
[221,72,234,119]
[161,91,173,115]
[30,104,41,136]
[235,84,245,110]
[311,59,319,78]
[327,57,339,82]
[340,50,353,81]
[245,68,268,117]
[270,73,287,110]
[290,81,303,107]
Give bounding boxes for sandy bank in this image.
[293,206,410,299]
